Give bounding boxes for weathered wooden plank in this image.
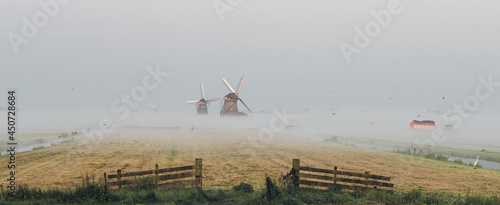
[117,169,122,189]
[338,170,390,181]
[300,176,394,188]
[293,159,300,188]
[301,167,333,174]
[299,183,368,191]
[194,158,202,189]
[155,164,159,186]
[107,179,136,186]
[108,170,152,178]
[337,177,394,188]
[300,173,334,181]
[104,173,107,193]
[333,167,338,185]
[300,186,393,193]
[299,173,393,188]
[299,179,333,188]
[120,170,154,178]
[107,173,194,187]
[108,165,194,178]
[158,180,193,188]
[158,172,193,181]
[158,165,194,174]
[300,167,390,181]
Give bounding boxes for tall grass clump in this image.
[465,193,500,204]
[6,172,110,204]
[453,158,465,165]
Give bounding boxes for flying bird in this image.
[442,96,445,100]
[474,156,479,169]
[149,104,160,112]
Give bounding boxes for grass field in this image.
[1,127,499,195]
[339,136,500,163]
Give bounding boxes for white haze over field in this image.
[0,1,499,151]
[1,109,498,152]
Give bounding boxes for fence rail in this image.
[300,167,391,181]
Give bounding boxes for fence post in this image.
[292,159,300,188]
[266,177,272,201]
[195,158,202,189]
[333,166,338,186]
[104,173,108,193]
[155,164,159,187]
[117,169,122,189]
[364,171,369,189]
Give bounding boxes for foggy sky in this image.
[1,0,500,115]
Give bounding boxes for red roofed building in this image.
[410,120,436,130]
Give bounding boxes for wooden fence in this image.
[291,159,394,192]
[105,158,202,190]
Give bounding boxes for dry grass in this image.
[1,128,499,195]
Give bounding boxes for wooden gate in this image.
[104,158,202,189]
[291,159,393,192]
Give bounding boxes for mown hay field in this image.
[1,128,499,195]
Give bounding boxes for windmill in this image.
[187,83,221,115]
[220,77,252,116]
